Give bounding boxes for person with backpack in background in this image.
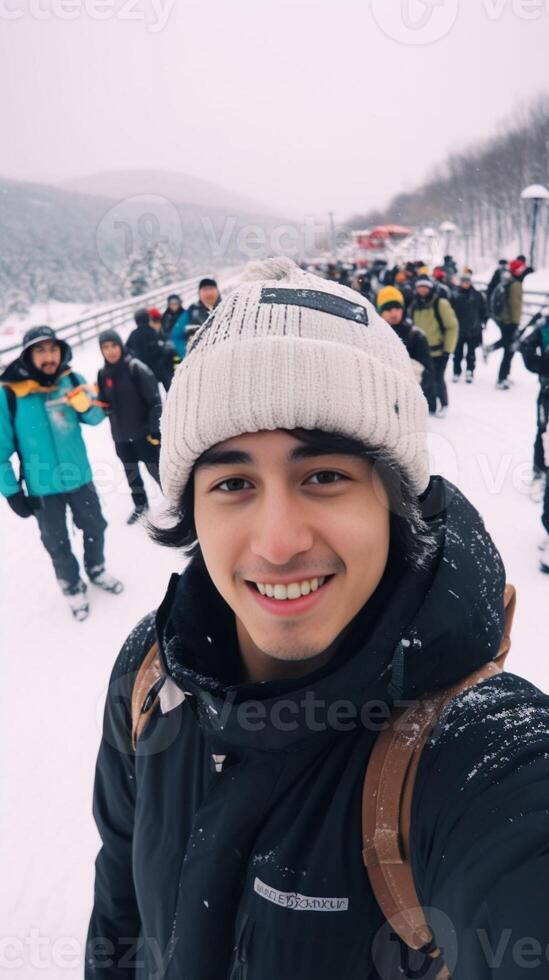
[149,307,177,382]
[520,314,549,571]
[410,274,458,417]
[0,326,122,620]
[171,278,221,359]
[161,294,184,337]
[486,258,508,303]
[126,308,174,392]
[97,329,163,526]
[86,259,549,980]
[442,253,458,284]
[485,257,531,389]
[376,285,435,410]
[452,271,487,383]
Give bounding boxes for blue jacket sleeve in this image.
[0,387,21,498]
[85,614,156,979]
[170,311,189,359]
[411,673,549,978]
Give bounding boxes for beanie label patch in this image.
[260,288,369,326]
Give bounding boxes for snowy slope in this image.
[2,319,548,978]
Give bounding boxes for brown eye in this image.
[307,471,346,485]
[215,478,252,492]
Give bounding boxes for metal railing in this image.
[0,276,206,367]
[1,272,547,367]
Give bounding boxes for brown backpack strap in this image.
[362,583,516,975]
[131,642,166,750]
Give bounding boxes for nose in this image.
[249,486,314,566]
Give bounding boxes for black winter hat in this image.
[167,294,182,304]
[134,308,151,329]
[198,277,218,291]
[21,324,71,362]
[99,329,124,349]
[22,325,59,352]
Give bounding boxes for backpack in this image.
[410,297,449,346]
[130,584,516,980]
[489,281,509,320]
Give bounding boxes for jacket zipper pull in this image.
[141,676,166,714]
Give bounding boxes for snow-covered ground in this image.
[2,318,548,978]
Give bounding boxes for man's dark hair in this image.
[150,429,436,569]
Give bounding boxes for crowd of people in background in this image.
[305,252,548,568]
[1,255,549,621]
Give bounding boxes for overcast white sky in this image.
[1,0,547,220]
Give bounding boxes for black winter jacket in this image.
[185,299,220,338]
[86,478,549,980]
[391,318,435,407]
[521,319,549,379]
[126,325,175,390]
[452,286,487,341]
[97,356,162,443]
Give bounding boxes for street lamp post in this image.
[439,220,457,258]
[520,184,549,268]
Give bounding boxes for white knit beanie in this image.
[160,257,430,504]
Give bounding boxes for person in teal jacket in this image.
[0,325,123,620]
[170,278,221,358]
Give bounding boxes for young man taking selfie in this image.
[87,259,549,980]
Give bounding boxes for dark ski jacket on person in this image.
[126,310,175,390]
[391,317,435,405]
[452,285,487,342]
[442,257,457,281]
[521,317,549,392]
[171,300,221,359]
[487,264,506,300]
[97,353,162,444]
[86,477,549,980]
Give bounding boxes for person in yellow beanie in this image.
[376,286,435,412]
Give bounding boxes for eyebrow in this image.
[194,444,355,470]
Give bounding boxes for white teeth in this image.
[286,583,302,600]
[254,576,329,600]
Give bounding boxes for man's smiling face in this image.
[30,340,61,374]
[193,430,390,678]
